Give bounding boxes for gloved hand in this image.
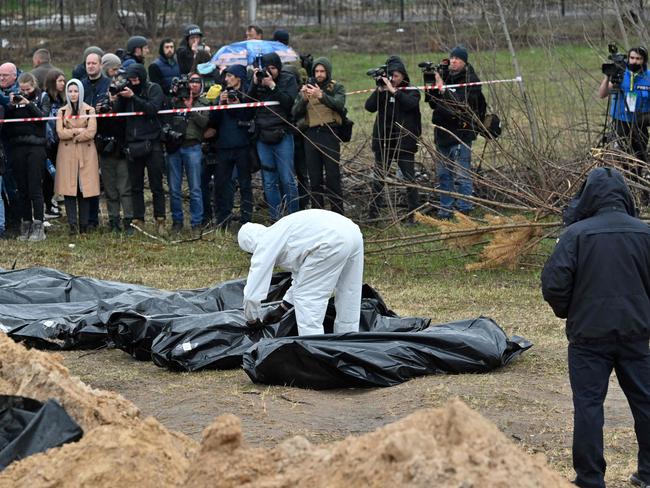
[246,319,264,329]
[263,300,292,325]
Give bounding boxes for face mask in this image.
[629,62,643,72]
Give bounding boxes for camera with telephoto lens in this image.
[366,65,388,87]
[418,58,450,84]
[161,123,185,145]
[170,75,191,99]
[109,78,131,96]
[602,43,627,87]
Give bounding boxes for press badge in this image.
[627,92,637,112]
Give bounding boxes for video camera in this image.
[366,65,387,87]
[170,75,191,99]
[602,43,627,86]
[418,58,450,85]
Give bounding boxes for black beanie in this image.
[272,29,290,46]
[450,45,468,63]
[261,52,282,71]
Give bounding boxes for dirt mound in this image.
[0,333,139,430]
[186,400,572,488]
[1,417,195,488]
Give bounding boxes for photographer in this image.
[426,45,484,219]
[98,55,133,234]
[165,74,209,234]
[211,64,254,228]
[293,57,346,214]
[599,46,650,204]
[365,56,421,223]
[177,25,209,76]
[248,52,299,221]
[113,63,167,235]
[122,36,149,69]
[4,72,48,241]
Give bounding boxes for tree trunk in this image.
[97,0,117,31]
[143,0,159,37]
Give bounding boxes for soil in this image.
[0,333,573,487]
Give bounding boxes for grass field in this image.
[2,45,642,486]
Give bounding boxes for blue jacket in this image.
[82,75,111,108]
[541,167,650,343]
[212,88,253,149]
[148,56,180,95]
[610,68,650,121]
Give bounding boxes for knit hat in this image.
[272,29,290,46]
[224,64,247,80]
[83,46,104,61]
[101,53,122,72]
[450,45,468,63]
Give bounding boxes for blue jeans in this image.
[257,134,298,221]
[0,175,4,234]
[167,144,204,226]
[436,141,473,215]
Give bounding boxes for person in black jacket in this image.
[177,24,209,76]
[249,52,299,221]
[148,38,181,96]
[365,56,421,223]
[212,64,254,228]
[541,167,650,488]
[0,105,5,239]
[4,72,47,241]
[113,63,166,235]
[426,45,484,219]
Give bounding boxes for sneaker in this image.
[28,220,46,241]
[17,221,31,241]
[631,472,650,488]
[44,208,60,220]
[171,221,183,233]
[191,225,202,238]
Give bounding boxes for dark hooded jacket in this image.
[292,57,346,125]
[248,52,298,132]
[364,57,421,153]
[4,87,46,146]
[427,63,485,146]
[148,40,181,95]
[113,64,164,141]
[541,167,650,343]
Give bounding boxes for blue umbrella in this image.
[211,40,299,67]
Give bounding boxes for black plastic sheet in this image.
[0,395,83,470]
[242,318,532,389]
[0,267,533,388]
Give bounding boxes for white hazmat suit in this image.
[238,209,364,336]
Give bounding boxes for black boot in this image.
[123,218,134,237]
[109,219,122,233]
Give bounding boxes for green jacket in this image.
[292,57,346,122]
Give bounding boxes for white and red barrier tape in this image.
[0,100,280,124]
[0,76,522,123]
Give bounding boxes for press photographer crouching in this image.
[598,45,650,205]
[97,54,133,235]
[212,64,254,228]
[113,63,167,235]
[164,74,209,235]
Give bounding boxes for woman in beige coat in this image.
[55,79,100,234]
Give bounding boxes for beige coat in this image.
[54,103,100,197]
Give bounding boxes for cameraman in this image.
[166,74,209,234]
[113,63,167,235]
[248,52,299,221]
[212,64,254,228]
[293,57,346,214]
[99,55,133,234]
[599,46,650,203]
[427,46,484,219]
[365,56,421,223]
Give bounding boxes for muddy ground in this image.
[61,334,637,487]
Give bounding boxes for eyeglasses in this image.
[189,79,202,83]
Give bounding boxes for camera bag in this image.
[124,140,152,160]
[259,127,286,145]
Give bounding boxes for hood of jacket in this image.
[312,56,332,85]
[386,55,409,82]
[238,223,268,253]
[65,79,85,113]
[563,167,636,226]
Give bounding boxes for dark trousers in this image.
[215,146,253,225]
[12,144,44,222]
[569,339,650,488]
[201,160,217,224]
[305,126,343,214]
[293,134,310,210]
[100,153,132,221]
[64,192,90,228]
[127,143,166,220]
[44,145,57,212]
[370,145,418,216]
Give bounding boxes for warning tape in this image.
[0,100,280,124]
[345,76,523,95]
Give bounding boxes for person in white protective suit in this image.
[238,209,364,335]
